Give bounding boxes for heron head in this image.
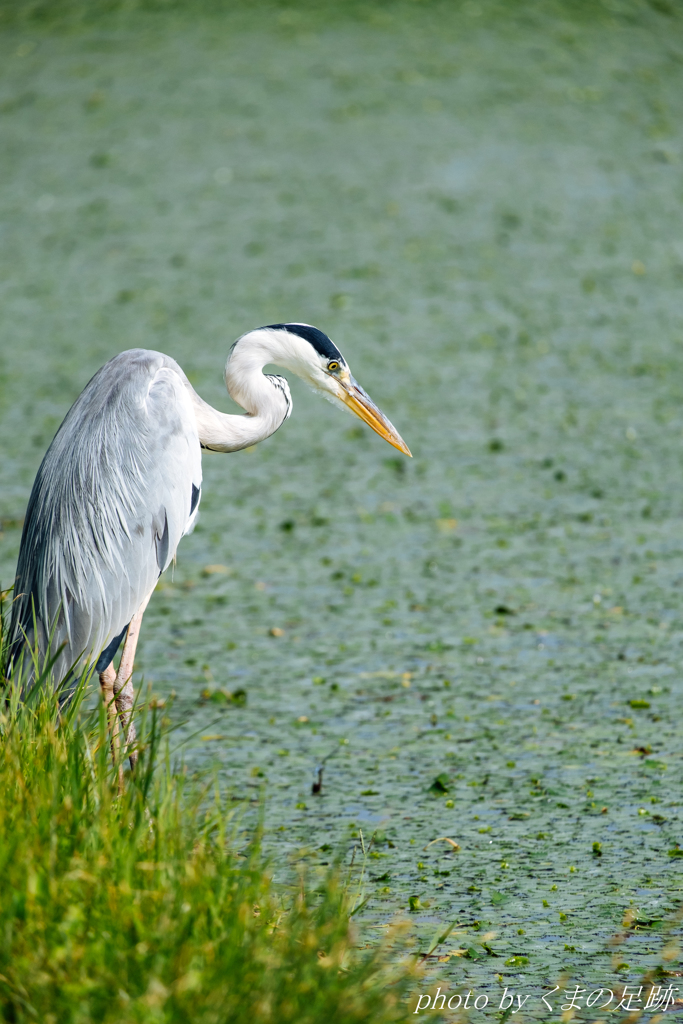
[260,322,412,457]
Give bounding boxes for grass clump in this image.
[0,640,416,1022]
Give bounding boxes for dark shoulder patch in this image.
[263,323,343,362]
[155,510,170,572]
[190,483,201,516]
[95,621,130,673]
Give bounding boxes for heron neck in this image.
[186,333,292,452]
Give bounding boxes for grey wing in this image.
[9,349,202,689]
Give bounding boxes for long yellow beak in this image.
[338,376,412,457]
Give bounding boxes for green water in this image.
[1,1,683,1015]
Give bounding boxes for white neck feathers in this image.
[184,328,306,453]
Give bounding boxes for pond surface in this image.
[1,2,682,1014]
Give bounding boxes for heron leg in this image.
[99,663,124,791]
[113,595,151,771]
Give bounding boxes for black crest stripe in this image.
[262,323,344,362]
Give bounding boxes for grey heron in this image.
[8,323,410,766]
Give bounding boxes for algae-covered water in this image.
[1,1,683,1015]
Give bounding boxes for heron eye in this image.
[328,361,339,372]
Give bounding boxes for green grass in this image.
[0,619,417,1023]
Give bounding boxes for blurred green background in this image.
[1,0,683,1012]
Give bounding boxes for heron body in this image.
[9,323,410,756]
[10,348,204,688]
